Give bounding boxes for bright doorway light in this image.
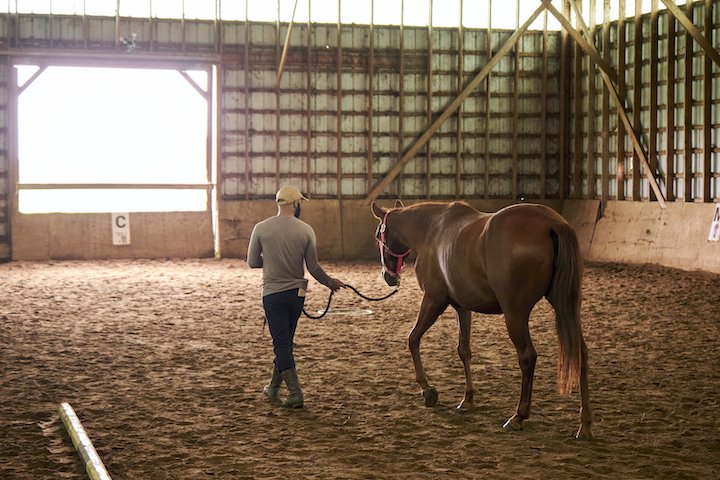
[17,66,210,213]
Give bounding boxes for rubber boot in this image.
[280,368,304,408]
[262,367,282,404]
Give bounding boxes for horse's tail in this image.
[546,223,584,396]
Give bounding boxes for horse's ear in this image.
[394,199,404,208]
[371,201,386,220]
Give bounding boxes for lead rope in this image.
[302,284,399,320]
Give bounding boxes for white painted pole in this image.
[58,402,112,480]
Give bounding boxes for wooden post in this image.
[572,1,583,198]
[616,0,626,200]
[649,0,659,202]
[601,0,610,209]
[559,0,570,199]
[666,8,676,201]
[683,0,693,201]
[632,0,642,200]
[541,9,548,199]
[368,0,375,194]
[484,1,492,199]
[456,0,464,199]
[512,0,520,199]
[244,3,251,199]
[702,0,712,202]
[306,0,312,196]
[587,0,597,200]
[426,0,433,198]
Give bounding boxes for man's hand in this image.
[329,278,345,292]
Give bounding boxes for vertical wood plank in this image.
[336,0,342,199]
[587,0,597,200]
[427,0,433,198]
[484,1,492,199]
[601,0,610,208]
[456,0,464,199]
[683,1,693,201]
[512,0,520,199]
[632,0,642,200]
[572,1,583,198]
[399,1,405,196]
[559,0,570,199]
[649,0,659,202]
[368,1,375,194]
[275,4,281,192]
[616,0,626,200]
[702,0,712,202]
[306,0,312,195]
[541,10,548,199]
[666,6,676,201]
[244,3,251,199]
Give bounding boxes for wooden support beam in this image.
[559,0,570,199]
[368,1,375,195]
[336,2,343,200]
[541,0,618,85]
[306,2,312,196]
[426,1,434,198]
[568,0,667,208]
[456,1,464,199]
[244,11,251,200]
[666,9,676,201]
[17,65,47,95]
[587,0,597,200]
[702,0,713,202]
[660,0,720,68]
[512,0,520,199]
[683,0,693,201]
[364,3,546,203]
[632,0,642,201]
[649,0,659,202]
[484,2,492,199]
[572,1,583,198]
[601,0,610,209]
[540,9,548,200]
[275,0,300,88]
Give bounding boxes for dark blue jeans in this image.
[262,289,305,372]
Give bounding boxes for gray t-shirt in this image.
[247,215,334,296]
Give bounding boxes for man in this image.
[247,185,344,408]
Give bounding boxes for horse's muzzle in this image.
[383,271,399,287]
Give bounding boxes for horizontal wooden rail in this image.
[18,183,214,190]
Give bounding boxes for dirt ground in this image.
[0,258,719,479]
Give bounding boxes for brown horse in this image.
[371,200,592,440]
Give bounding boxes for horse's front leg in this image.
[455,308,475,410]
[409,296,447,407]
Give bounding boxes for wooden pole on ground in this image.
[58,402,112,480]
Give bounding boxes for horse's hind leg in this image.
[503,311,537,431]
[576,337,593,440]
[455,308,475,410]
[409,296,447,407]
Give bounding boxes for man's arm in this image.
[246,225,263,268]
[304,228,343,290]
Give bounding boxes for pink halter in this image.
[377,211,410,278]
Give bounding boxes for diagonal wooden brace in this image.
[363,4,546,204]
[548,0,667,208]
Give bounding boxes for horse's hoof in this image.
[575,426,593,441]
[503,415,523,431]
[456,400,475,411]
[422,387,438,407]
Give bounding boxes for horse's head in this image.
[371,200,410,287]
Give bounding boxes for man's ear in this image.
[371,201,386,220]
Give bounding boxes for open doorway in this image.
[16,65,212,213]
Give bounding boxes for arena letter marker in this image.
[58,402,112,480]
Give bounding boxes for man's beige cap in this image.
[275,185,309,205]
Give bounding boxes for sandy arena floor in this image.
[0,259,719,479]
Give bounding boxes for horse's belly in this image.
[469,301,502,314]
